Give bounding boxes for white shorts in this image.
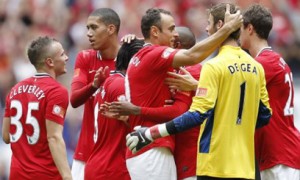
[71,159,85,180]
[126,147,177,180]
[261,164,300,180]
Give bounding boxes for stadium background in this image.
[0,0,299,178]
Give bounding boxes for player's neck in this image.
[249,38,269,58]
[36,69,55,79]
[98,39,120,59]
[222,38,238,47]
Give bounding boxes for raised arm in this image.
[172,4,243,68]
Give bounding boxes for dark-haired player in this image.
[70,8,120,180]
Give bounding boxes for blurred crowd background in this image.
[0,0,299,178]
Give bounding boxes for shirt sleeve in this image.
[151,46,179,72]
[70,51,98,108]
[190,63,219,113]
[140,92,191,121]
[45,87,69,125]
[256,66,272,128]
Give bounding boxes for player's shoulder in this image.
[77,49,98,61]
[42,78,68,93]
[104,71,125,87]
[11,77,33,89]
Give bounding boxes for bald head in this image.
[175,26,196,49]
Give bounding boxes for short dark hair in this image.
[115,39,144,71]
[208,3,240,40]
[141,8,172,39]
[175,26,196,49]
[27,36,57,68]
[243,4,273,40]
[90,8,121,33]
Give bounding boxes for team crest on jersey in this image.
[52,105,66,118]
[117,95,126,101]
[162,48,175,59]
[196,87,207,97]
[130,56,140,67]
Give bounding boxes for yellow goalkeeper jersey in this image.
[190,45,271,179]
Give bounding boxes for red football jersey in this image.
[85,72,130,180]
[175,64,202,180]
[4,74,68,180]
[254,49,300,170]
[125,45,179,158]
[72,49,115,162]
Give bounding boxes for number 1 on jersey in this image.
[237,82,246,125]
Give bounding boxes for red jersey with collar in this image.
[125,45,179,158]
[4,74,68,180]
[72,49,115,162]
[254,49,300,170]
[175,64,202,179]
[85,72,130,180]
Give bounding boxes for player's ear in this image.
[107,24,116,35]
[217,20,224,30]
[248,24,254,35]
[45,57,54,67]
[150,26,160,38]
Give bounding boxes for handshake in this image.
[126,126,153,154]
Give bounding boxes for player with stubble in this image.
[70,8,120,180]
[124,5,242,180]
[126,4,272,180]
[2,36,71,180]
[240,4,300,180]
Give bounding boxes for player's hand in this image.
[120,34,136,44]
[126,126,153,154]
[100,102,119,118]
[165,67,198,91]
[120,34,144,44]
[224,4,243,32]
[92,66,109,88]
[108,101,141,115]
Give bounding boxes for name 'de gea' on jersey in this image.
[228,62,258,75]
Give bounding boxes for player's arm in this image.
[165,67,198,92]
[127,63,218,153]
[256,67,272,128]
[172,4,243,68]
[70,52,109,108]
[2,117,11,144]
[126,110,210,154]
[46,120,72,180]
[106,93,191,122]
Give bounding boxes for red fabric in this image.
[85,73,130,180]
[4,74,68,179]
[125,45,179,158]
[175,64,202,179]
[71,49,115,162]
[255,50,300,170]
[70,81,97,108]
[140,93,190,120]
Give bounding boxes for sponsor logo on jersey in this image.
[52,105,66,118]
[196,87,207,97]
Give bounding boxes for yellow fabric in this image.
[189,45,271,179]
